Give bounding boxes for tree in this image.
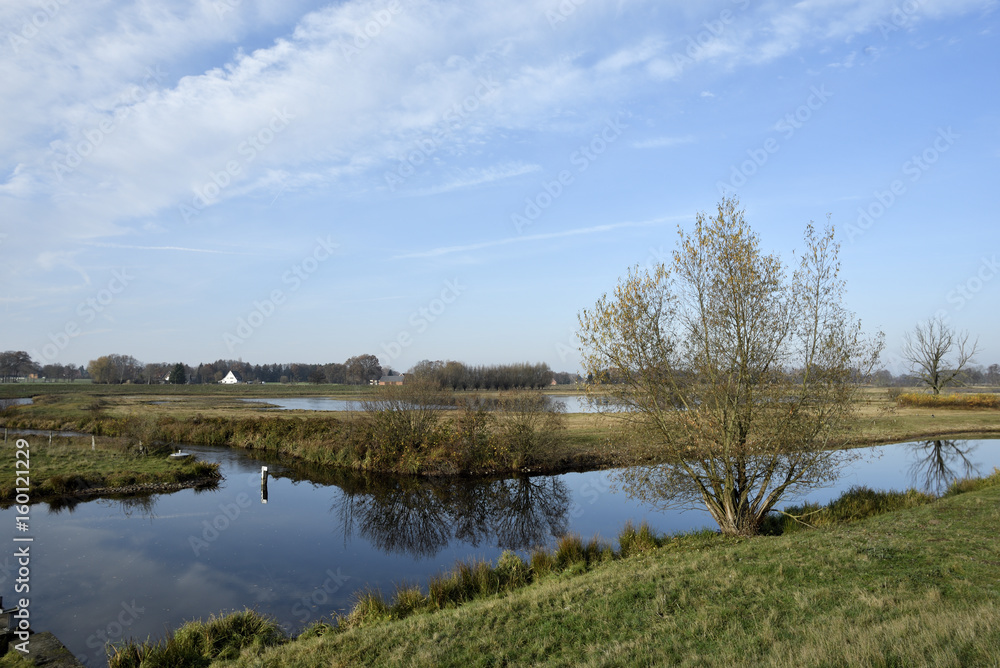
[87,356,116,384]
[578,198,883,536]
[87,354,142,384]
[170,363,187,385]
[901,317,978,394]
[0,351,36,382]
[345,354,382,385]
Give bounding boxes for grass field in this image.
[0,433,220,504]
[101,471,1000,667]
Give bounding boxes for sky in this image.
[2,0,998,375]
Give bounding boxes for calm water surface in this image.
[241,394,601,413]
[2,437,997,666]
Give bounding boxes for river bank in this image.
[0,432,221,506]
[105,470,1000,667]
[1,385,999,481]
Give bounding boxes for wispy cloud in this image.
[394,216,683,259]
[408,162,542,197]
[82,243,253,255]
[632,135,696,149]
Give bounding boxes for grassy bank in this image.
[106,470,1000,667]
[0,390,604,476]
[1,385,999,478]
[0,433,220,504]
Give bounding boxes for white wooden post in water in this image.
[92,435,96,451]
[49,431,52,445]
[261,466,268,504]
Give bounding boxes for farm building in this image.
[220,370,242,384]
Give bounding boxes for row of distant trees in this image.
[1,348,995,389]
[869,364,999,387]
[406,360,578,390]
[78,354,390,385]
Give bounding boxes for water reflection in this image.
[908,439,978,495]
[332,472,570,558]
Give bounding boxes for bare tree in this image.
[578,198,883,536]
[901,317,978,394]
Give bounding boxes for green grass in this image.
[111,471,1000,667]
[0,434,220,504]
[107,609,286,668]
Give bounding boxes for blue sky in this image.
[2,0,998,374]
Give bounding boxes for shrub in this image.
[495,550,532,590]
[530,547,555,577]
[765,486,935,534]
[107,609,284,667]
[618,521,661,558]
[947,467,1000,495]
[343,589,391,628]
[389,583,426,618]
[554,534,585,570]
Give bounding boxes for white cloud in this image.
[1,0,993,250]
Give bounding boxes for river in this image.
[2,436,997,666]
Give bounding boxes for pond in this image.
[2,437,998,666]
[0,397,33,410]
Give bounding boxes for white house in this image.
[220,370,242,384]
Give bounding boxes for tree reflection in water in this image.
[908,439,978,495]
[333,473,570,559]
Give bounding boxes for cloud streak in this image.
[393,216,683,259]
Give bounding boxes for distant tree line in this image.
[870,363,1000,389]
[405,360,578,390]
[17,346,996,388]
[76,353,390,385]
